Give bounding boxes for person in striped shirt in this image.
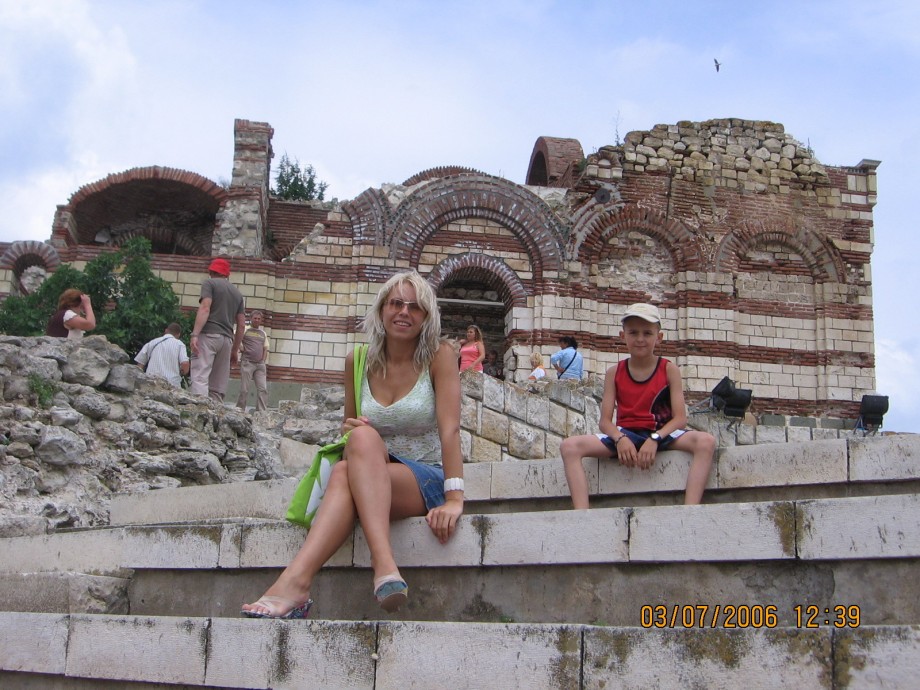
[134,323,190,388]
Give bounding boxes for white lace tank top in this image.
[361,367,442,464]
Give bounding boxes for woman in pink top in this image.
[458,325,485,372]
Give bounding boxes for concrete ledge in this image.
[6,496,920,574]
[584,626,832,687]
[0,612,68,674]
[206,617,376,689]
[0,572,128,614]
[66,614,207,685]
[4,614,918,689]
[848,434,920,483]
[104,435,920,525]
[718,439,847,488]
[797,493,920,560]
[630,502,796,561]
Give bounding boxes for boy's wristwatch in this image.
[650,433,662,443]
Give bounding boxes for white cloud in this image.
[875,338,920,433]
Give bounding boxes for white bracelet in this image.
[444,477,464,493]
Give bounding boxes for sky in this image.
[1,0,917,433]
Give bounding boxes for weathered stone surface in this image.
[508,419,545,459]
[35,425,87,465]
[103,363,139,392]
[479,406,508,444]
[72,391,111,419]
[60,347,110,386]
[376,622,581,690]
[583,627,832,687]
[49,405,83,427]
[718,440,847,488]
[0,612,69,674]
[849,434,920,482]
[797,494,920,560]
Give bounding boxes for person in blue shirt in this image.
[551,335,583,380]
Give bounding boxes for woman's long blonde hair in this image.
[362,270,441,377]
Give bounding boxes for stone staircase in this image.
[2,434,920,688]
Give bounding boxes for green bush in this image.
[0,237,194,356]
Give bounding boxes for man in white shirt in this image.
[236,310,270,411]
[135,323,190,388]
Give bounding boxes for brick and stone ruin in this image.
[0,117,880,430]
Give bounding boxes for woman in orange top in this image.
[458,325,485,372]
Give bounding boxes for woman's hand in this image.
[341,415,371,435]
[426,498,463,544]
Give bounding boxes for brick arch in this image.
[0,240,61,272]
[402,166,485,187]
[426,253,528,309]
[715,221,844,282]
[571,205,704,271]
[526,137,584,186]
[389,174,566,278]
[63,166,227,253]
[114,227,206,255]
[341,188,392,245]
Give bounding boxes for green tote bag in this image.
[285,344,367,528]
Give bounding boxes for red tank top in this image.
[614,357,673,431]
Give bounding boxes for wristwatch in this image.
[650,432,662,443]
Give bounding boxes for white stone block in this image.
[630,502,796,561]
[463,461,492,501]
[353,516,481,568]
[239,522,353,568]
[797,494,920,560]
[206,617,376,689]
[718,440,847,488]
[583,627,831,688]
[109,478,298,525]
[66,614,207,684]
[490,457,597,499]
[121,525,223,569]
[481,508,629,565]
[836,626,920,689]
[598,449,715,496]
[0,612,68,673]
[375,621,581,690]
[849,434,920,482]
[0,530,126,574]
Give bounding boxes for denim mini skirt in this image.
[390,454,445,510]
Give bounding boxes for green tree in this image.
[272,153,329,201]
[0,237,193,356]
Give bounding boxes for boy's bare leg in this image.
[560,435,614,509]
[670,431,716,505]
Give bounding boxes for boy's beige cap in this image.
[622,303,661,323]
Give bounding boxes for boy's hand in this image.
[636,439,658,469]
[616,437,638,467]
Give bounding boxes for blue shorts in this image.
[597,428,685,456]
[389,455,445,511]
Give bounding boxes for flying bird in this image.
[714,58,721,72]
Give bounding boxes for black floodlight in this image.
[710,376,753,419]
[855,394,888,434]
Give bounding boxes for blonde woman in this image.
[527,351,546,381]
[242,271,464,618]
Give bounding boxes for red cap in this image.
[208,258,231,276]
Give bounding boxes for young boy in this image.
[560,303,715,506]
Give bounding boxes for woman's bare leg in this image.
[345,425,426,580]
[241,459,359,614]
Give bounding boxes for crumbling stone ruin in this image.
[0,117,879,428]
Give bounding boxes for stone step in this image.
[5,495,920,626]
[9,494,920,576]
[107,434,920,525]
[1,612,917,689]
